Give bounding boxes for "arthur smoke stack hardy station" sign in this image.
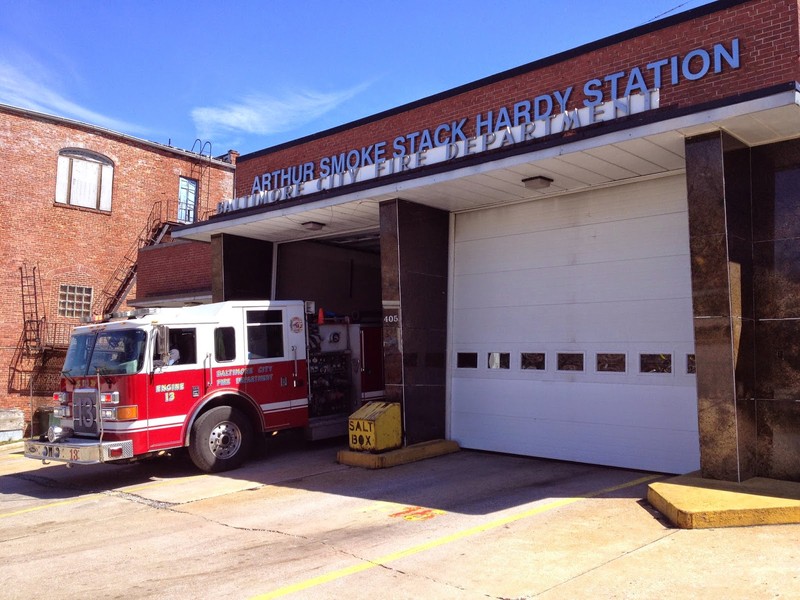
[218,39,740,215]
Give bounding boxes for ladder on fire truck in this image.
[93,201,174,317]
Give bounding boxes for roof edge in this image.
[0,103,236,169]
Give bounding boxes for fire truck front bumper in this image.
[24,438,134,465]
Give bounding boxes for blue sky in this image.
[0,0,715,157]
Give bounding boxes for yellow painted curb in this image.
[337,439,460,469]
[648,475,800,529]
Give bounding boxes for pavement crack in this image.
[531,529,682,597]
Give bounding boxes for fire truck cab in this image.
[24,300,366,472]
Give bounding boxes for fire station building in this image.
[156,0,800,482]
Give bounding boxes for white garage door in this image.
[450,175,700,474]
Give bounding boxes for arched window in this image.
[55,148,114,211]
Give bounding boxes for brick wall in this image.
[136,240,212,299]
[0,106,234,422]
[235,0,800,196]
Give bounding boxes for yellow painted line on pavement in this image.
[252,474,660,600]
[0,476,200,519]
[0,494,103,519]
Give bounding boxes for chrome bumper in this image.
[24,438,134,464]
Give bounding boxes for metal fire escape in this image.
[7,265,69,393]
[93,201,172,316]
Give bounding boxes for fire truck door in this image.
[149,327,205,450]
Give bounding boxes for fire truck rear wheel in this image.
[189,406,252,473]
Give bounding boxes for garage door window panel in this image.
[597,353,626,373]
[457,352,478,368]
[640,353,672,373]
[521,352,546,370]
[488,352,510,369]
[557,353,584,372]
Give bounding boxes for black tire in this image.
[188,406,252,473]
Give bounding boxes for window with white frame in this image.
[178,176,198,223]
[58,284,93,319]
[55,149,114,211]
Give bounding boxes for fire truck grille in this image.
[73,391,99,436]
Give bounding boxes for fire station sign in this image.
[217,38,740,215]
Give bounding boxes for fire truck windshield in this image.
[62,329,148,376]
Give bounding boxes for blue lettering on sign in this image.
[232,38,740,210]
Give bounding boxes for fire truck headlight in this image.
[101,406,138,421]
[54,406,72,418]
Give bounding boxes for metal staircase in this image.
[93,201,172,316]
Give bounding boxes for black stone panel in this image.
[397,200,449,278]
[754,319,800,401]
[753,238,800,320]
[685,133,726,240]
[382,325,403,386]
[697,396,739,481]
[722,138,752,244]
[726,235,754,321]
[693,316,735,401]
[752,140,800,243]
[756,399,800,480]
[401,327,447,386]
[732,318,755,402]
[379,201,400,302]
[688,233,730,318]
[400,271,448,330]
[404,384,446,445]
[735,396,757,481]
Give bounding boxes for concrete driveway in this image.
[1,438,798,599]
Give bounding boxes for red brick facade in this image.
[235,0,800,197]
[0,105,234,425]
[135,239,213,301]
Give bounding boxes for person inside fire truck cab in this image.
[154,348,180,367]
[167,348,180,365]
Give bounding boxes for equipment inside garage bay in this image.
[306,307,386,439]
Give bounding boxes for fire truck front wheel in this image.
[188,406,252,473]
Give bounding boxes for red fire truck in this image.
[24,300,382,472]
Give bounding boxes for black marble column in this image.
[688,133,800,482]
[751,141,800,480]
[379,199,449,445]
[686,132,756,482]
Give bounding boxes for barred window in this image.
[58,285,93,319]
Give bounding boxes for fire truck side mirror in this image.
[155,325,170,369]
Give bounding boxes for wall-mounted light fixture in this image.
[521,176,553,190]
[302,221,325,231]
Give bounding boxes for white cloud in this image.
[0,54,147,134]
[191,82,371,141]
